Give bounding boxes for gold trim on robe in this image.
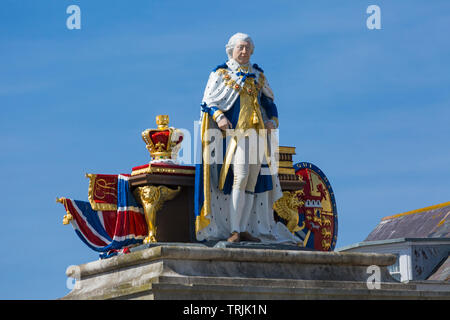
[196,113,212,233]
[218,76,271,190]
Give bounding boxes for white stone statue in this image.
[194,32,301,245]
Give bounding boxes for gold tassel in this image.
[252,110,259,124]
[63,213,73,225]
[57,197,73,225]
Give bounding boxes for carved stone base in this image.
[61,244,450,300]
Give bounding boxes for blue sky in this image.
[1,0,449,299]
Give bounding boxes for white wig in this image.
[225,32,255,59]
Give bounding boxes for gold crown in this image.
[141,115,183,161]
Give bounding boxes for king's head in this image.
[226,32,254,65]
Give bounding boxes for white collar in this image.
[227,59,251,72]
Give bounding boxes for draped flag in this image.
[59,174,147,259]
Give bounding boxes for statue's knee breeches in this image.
[233,150,261,192]
[232,163,260,191]
[232,137,261,191]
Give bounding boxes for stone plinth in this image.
[62,244,450,300]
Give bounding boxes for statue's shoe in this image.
[227,231,240,243]
[240,231,261,242]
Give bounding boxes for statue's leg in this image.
[239,190,254,232]
[239,163,262,242]
[239,136,262,241]
[229,138,249,236]
[230,188,245,235]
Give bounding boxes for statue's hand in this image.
[217,116,232,130]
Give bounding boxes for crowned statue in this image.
[195,33,302,244]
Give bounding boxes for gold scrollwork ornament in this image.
[133,185,181,243]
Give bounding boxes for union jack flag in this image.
[60,174,147,258]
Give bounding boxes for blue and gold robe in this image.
[195,59,300,243]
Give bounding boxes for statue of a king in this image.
[195,32,301,245]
